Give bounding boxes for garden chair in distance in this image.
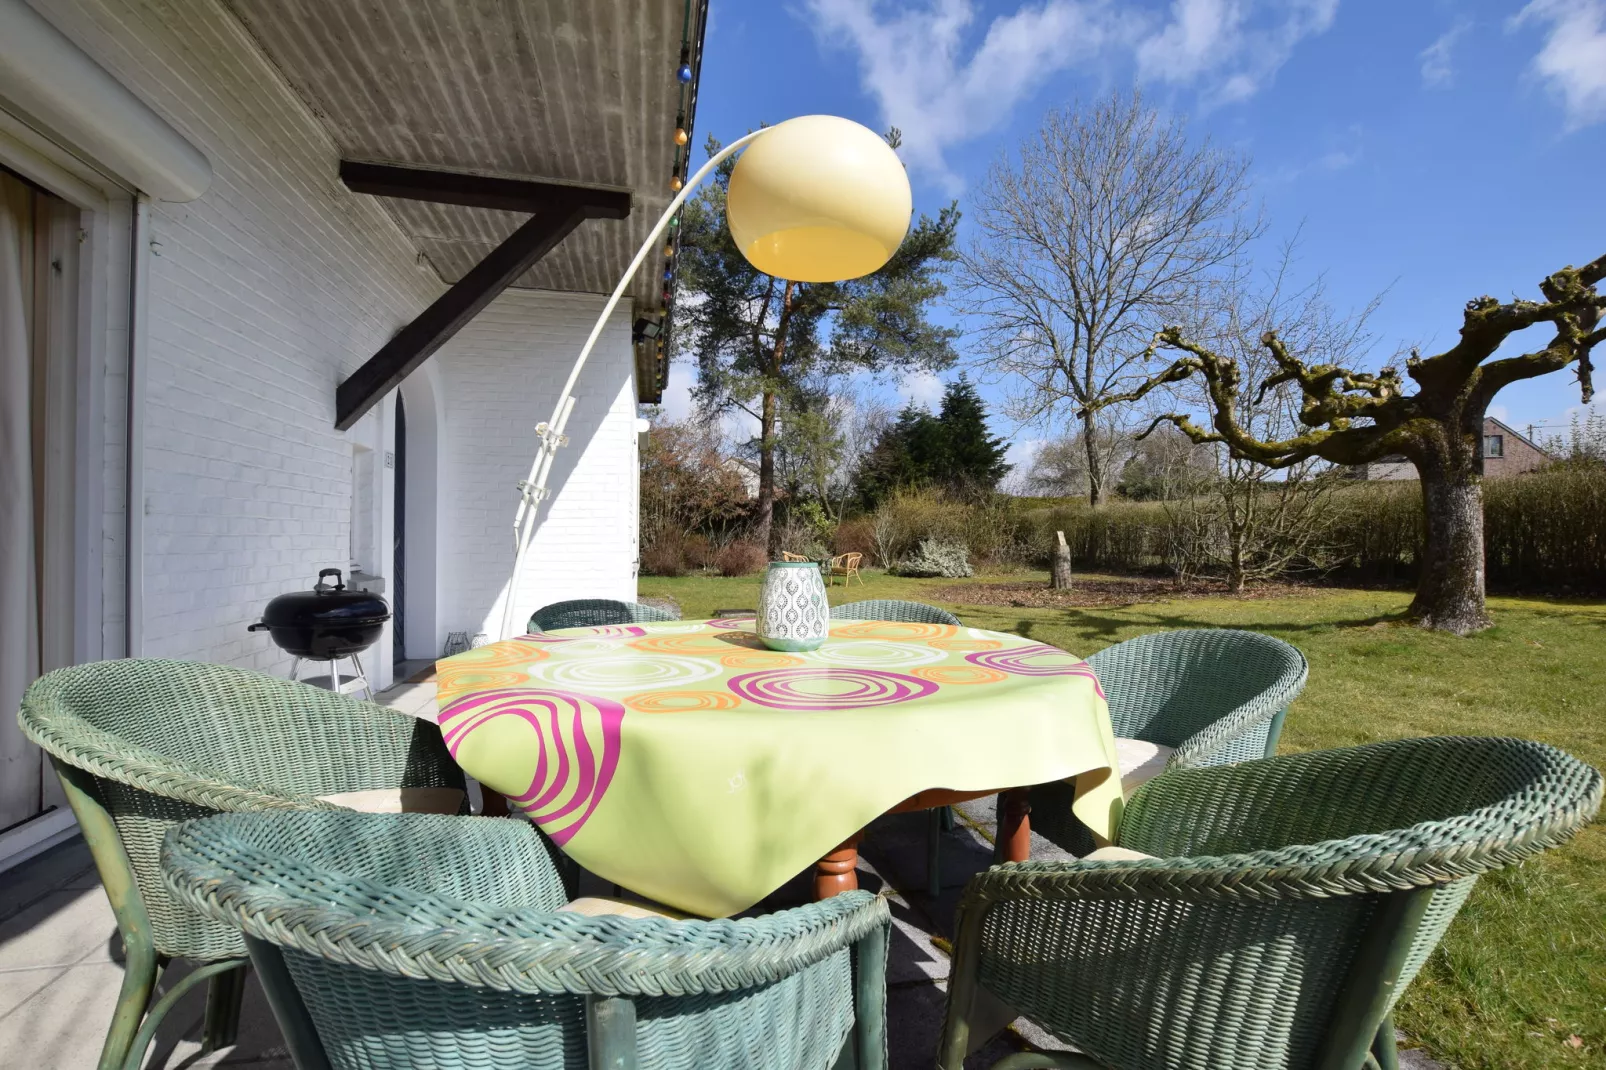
[162,809,893,1070]
[527,598,679,632]
[16,659,466,1070]
[938,735,1603,1070]
[827,552,864,585]
[1030,628,1308,857]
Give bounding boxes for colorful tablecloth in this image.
[436,618,1121,917]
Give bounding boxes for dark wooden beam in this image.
[340,160,631,218]
[335,203,592,430]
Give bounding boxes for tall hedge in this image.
[1020,465,1606,593]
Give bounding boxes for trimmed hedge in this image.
[1023,464,1606,594]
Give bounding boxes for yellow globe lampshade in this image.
[726,115,911,283]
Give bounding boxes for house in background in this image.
[0,0,701,867]
[1346,416,1553,481]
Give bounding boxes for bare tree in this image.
[959,90,1259,506]
[1168,242,1379,593]
[1100,252,1606,634]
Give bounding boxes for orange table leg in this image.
[814,834,862,899]
[479,786,510,817]
[996,788,1032,863]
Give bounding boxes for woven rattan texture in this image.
[284,948,853,1070]
[1031,629,1307,855]
[955,736,1600,1070]
[162,811,888,995]
[163,811,884,1070]
[528,600,681,632]
[827,600,963,626]
[18,659,465,959]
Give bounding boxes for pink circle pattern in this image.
[964,645,1106,698]
[437,688,624,845]
[727,668,937,710]
[707,616,755,630]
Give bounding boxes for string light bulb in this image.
[674,127,689,146]
[668,174,683,192]
[663,242,674,257]
[676,47,693,84]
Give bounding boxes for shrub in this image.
[833,516,876,559]
[891,538,974,578]
[640,530,687,577]
[715,540,768,577]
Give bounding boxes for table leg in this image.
[995,788,1032,864]
[814,834,862,899]
[479,785,510,817]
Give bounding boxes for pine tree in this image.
[935,375,1010,492]
[853,376,1010,505]
[675,132,960,555]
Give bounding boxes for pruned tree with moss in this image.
[1097,253,1605,634]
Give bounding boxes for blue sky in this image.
[665,0,1605,459]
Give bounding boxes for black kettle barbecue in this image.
[248,568,390,659]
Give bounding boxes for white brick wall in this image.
[40,0,441,671]
[434,290,640,643]
[31,0,640,676]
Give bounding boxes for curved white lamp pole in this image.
[498,116,911,639]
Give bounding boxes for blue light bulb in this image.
[677,63,693,83]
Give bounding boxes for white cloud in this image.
[805,0,1127,191]
[1512,0,1606,129]
[897,369,946,410]
[1134,0,1338,105]
[805,0,1340,186]
[1419,19,1470,89]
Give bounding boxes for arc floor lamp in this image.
[498,115,912,638]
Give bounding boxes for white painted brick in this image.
[434,290,639,640]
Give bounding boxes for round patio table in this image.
[436,617,1121,918]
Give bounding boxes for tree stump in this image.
[1051,530,1073,589]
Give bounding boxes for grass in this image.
[640,568,1606,1069]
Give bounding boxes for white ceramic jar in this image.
[756,560,829,651]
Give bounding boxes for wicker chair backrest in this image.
[1087,628,1306,749]
[827,599,962,626]
[164,811,888,1070]
[529,599,680,632]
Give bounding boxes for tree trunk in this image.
[1227,538,1246,594]
[1050,530,1073,589]
[756,388,779,558]
[1082,408,1104,507]
[1409,473,1493,635]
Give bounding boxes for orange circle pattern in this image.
[435,668,531,704]
[630,634,742,657]
[447,643,552,669]
[625,690,744,713]
[831,621,958,641]
[720,650,806,670]
[911,665,1009,686]
[929,637,1003,651]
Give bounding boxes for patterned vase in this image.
[756,561,829,652]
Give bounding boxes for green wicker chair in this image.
[1030,628,1308,856]
[938,736,1603,1070]
[528,599,680,632]
[16,658,466,1070]
[828,599,962,626]
[161,810,893,1070]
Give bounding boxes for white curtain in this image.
[0,172,40,829]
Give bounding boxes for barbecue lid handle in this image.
[315,568,345,592]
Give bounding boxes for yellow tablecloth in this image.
[437,618,1120,917]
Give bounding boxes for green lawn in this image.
[641,569,1606,1069]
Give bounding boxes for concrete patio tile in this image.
[0,964,66,1019]
[0,886,119,970]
